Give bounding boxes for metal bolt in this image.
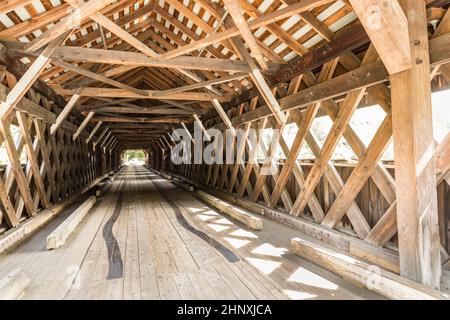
[414,39,421,46]
[416,58,423,65]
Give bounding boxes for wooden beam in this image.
[270,24,369,83]
[0,0,131,41]
[73,111,94,140]
[433,8,450,89]
[267,80,320,215]
[290,47,378,216]
[365,130,450,247]
[51,60,145,95]
[24,0,115,52]
[154,74,248,97]
[298,11,334,42]
[93,127,108,148]
[224,0,269,70]
[348,0,411,74]
[181,122,195,144]
[162,0,253,61]
[0,33,69,119]
[93,116,185,124]
[269,60,338,208]
[290,237,448,300]
[199,23,369,123]
[156,138,168,152]
[66,0,159,55]
[98,25,108,50]
[211,98,236,135]
[227,97,258,193]
[0,169,111,254]
[100,131,112,148]
[193,114,210,141]
[47,195,96,249]
[237,117,267,196]
[103,136,116,151]
[240,0,309,56]
[390,0,441,288]
[0,0,33,15]
[250,68,287,125]
[436,131,450,184]
[162,0,334,59]
[151,4,253,86]
[164,0,216,34]
[197,190,263,230]
[321,112,393,237]
[109,139,118,153]
[91,107,199,115]
[250,119,286,202]
[225,23,287,125]
[86,121,103,144]
[316,87,396,205]
[205,30,450,130]
[0,172,18,227]
[16,112,49,209]
[50,88,82,135]
[10,44,252,74]
[0,119,35,216]
[280,130,331,223]
[53,87,220,101]
[66,65,139,90]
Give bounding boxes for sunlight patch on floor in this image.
[283,289,317,300]
[251,243,288,257]
[229,229,258,239]
[213,218,233,225]
[223,237,251,249]
[188,207,207,213]
[191,209,220,217]
[196,214,217,221]
[206,223,230,232]
[288,267,338,290]
[246,257,281,275]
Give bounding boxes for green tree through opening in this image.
[123,149,146,166]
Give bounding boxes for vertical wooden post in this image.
[391,0,441,288]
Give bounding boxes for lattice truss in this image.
[0,72,99,231]
[147,0,450,253]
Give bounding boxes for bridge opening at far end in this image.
[121,149,148,166]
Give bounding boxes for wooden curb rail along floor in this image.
[46,169,126,251]
[46,195,97,250]
[290,237,449,300]
[171,177,195,192]
[0,170,122,298]
[0,171,115,255]
[196,190,263,230]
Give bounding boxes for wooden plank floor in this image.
[0,166,382,300]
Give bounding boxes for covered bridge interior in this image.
[0,0,449,300]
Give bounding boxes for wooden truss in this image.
[0,0,449,293]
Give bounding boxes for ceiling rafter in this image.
[0,0,386,141]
